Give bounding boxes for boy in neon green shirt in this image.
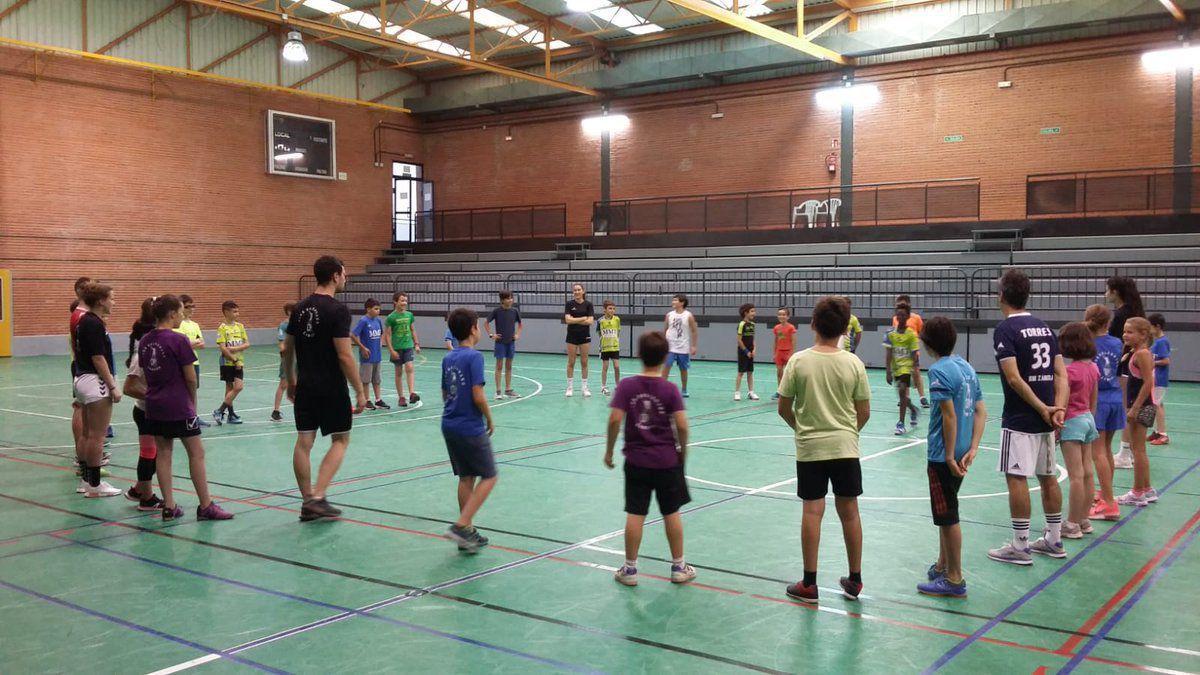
[598,300,621,395]
[884,306,921,435]
[384,291,421,407]
[843,300,862,353]
[174,294,211,427]
[213,300,249,425]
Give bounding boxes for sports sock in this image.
[228,404,235,416]
[1012,518,1031,549]
[672,557,684,567]
[802,570,816,586]
[1045,513,1063,546]
[849,571,862,584]
[86,465,100,487]
[625,559,637,570]
[136,457,156,482]
[217,403,228,415]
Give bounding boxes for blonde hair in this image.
[1124,316,1153,349]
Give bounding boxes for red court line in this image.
[1056,506,1200,656]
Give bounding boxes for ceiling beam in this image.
[95,1,185,55]
[199,27,273,72]
[659,0,847,64]
[185,0,599,96]
[1157,0,1186,22]
[806,10,849,40]
[0,0,35,24]
[370,76,425,102]
[504,2,605,48]
[288,53,356,88]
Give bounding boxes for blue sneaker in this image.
[927,563,945,581]
[894,422,907,436]
[226,413,243,425]
[212,408,225,426]
[917,576,967,598]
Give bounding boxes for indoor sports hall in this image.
[1,0,1199,673]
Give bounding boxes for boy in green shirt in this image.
[175,294,211,427]
[777,296,871,604]
[884,305,921,435]
[213,300,249,425]
[842,298,862,353]
[734,303,759,401]
[384,291,421,407]
[597,300,621,396]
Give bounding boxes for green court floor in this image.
[1,346,1198,674]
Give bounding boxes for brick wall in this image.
[421,31,1188,235]
[0,45,419,337]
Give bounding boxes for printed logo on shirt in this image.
[299,307,321,338]
[143,342,167,373]
[630,393,667,431]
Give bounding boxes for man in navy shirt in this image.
[988,269,1069,566]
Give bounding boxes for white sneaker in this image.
[733,391,742,401]
[76,479,89,494]
[494,393,504,401]
[85,481,122,498]
[582,386,592,398]
[1113,450,1134,469]
[565,385,574,397]
[601,386,610,396]
[748,391,760,401]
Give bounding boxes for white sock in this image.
[625,559,637,569]
[672,557,684,567]
[1012,518,1031,549]
[1045,513,1063,546]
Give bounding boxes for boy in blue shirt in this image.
[917,317,986,598]
[1149,314,1171,446]
[442,308,497,553]
[351,299,389,411]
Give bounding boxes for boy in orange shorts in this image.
[772,307,797,400]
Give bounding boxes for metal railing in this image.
[336,264,1200,324]
[592,177,981,235]
[410,204,567,242]
[1026,164,1200,217]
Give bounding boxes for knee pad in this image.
[138,435,157,460]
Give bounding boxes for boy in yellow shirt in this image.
[884,305,921,435]
[213,300,249,425]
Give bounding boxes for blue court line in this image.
[51,535,602,674]
[1058,519,1200,673]
[0,578,288,674]
[923,457,1200,674]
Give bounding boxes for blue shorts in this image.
[1095,400,1126,432]
[1062,412,1099,444]
[391,349,415,366]
[666,352,691,371]
[443,431,497,479]
[494,342,516,360]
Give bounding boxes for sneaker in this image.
[614,565,638,586]
[1096,500,1121,521]
[894,422,907,436]
[582,386,592,398]
[495,392,505,401]
[374,400,391,410]
[226,413,243,425]
[409,393,421,404]
[1061,522,1084,539]
[364,401,376,411]
[124,487,145,503]
[910,408,919,425]
[671,563,697,584]
[1117,490,1148,507]
[1030,537,1067,559]
[105,426,115,439]
[917,576,967,598]
[682,391,690,399]
[771,392,780,400]
[927,563,946,581]
[211,408,225,426]
[138,494,164,512]
[839,576,863,600]
[505,390,521,399]
[987,542,1033,566]
[733,391,742,402]
[1113,451,1133,469]
[1150,435,1170,446]
[1143,487,1160,503]
[397,398,408,408]
[1147,431,1163,442]
[85,481,122,498]
[785,581,819,604]
[601,387,610,396]
[270,410,283,422]
[162,505,184,521]
[447,524,488,552]
[196,417,212,428]
[565,385,574,398]
[76,479,89,494]
[299,498,343,522]
[100,451,111,466]
[197,502,234,521]
[748,391,760,401]
[920,397,930,409]
[1079,520,1094,534]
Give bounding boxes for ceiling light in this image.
[815,83,880,110]
[282,30,308,62]
[581,113,630,135]
[1141,45,1200,72]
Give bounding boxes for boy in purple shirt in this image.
[605,331,696,587]
[139,294,233,523]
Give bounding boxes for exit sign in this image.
[1040,126,1063,135]
[943,134,964,143]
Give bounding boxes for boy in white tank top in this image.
[662,294,699,398]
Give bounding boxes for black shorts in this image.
[444,431,497,479]
[796,458,863,500]
[220,365,244,383]
[927,461,964,526]
[566,331,591,346]
[601,351,620,361]
[894,373,912,387]
[738,348,755,373]
[132,407,152,436]
[624,463,691,516]
[294,386,352,436]
[149,417,202,440]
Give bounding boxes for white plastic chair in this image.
[791,199,822,228]
[826,198,842,227]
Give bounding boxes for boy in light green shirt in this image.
[213,300,249,425]
[174,294,211,427]
[384,291,421,407]
[884,306,921,435]
[597,300,621,395]
[777,296,871,605]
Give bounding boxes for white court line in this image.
[0,408,73,422]
[145,654,221,675]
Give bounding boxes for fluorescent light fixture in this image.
[581,113,630,135]
[282,31,308,62]
[275,152,305,161]
[815,83,880,110]
[1141,45,1200,72]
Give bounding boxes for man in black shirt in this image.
[284,255,367,521]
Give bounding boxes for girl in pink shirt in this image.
[1058,322,1100,538]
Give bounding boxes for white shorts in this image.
[998,428,1057,478]
[1153,387,1167,405]
[72,374,110,406]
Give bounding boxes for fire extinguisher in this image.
[825,152,838,175]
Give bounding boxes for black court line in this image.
[0,492,787,674]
